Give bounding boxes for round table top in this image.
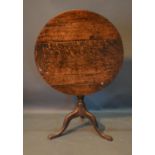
[35,10,124,95]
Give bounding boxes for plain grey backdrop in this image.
[23,0,132,111]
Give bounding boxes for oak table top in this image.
[35,10,124,95]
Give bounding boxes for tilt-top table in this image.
[34,10,124,141]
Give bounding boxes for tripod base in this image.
[48,96,113,141]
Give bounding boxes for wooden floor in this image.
[24,110,132,155]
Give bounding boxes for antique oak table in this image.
[35,10,124,141]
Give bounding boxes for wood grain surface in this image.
[35,10,124,95]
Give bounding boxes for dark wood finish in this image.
[35,10,123,95]
[48,96,113,141]
[34,10,124,141]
